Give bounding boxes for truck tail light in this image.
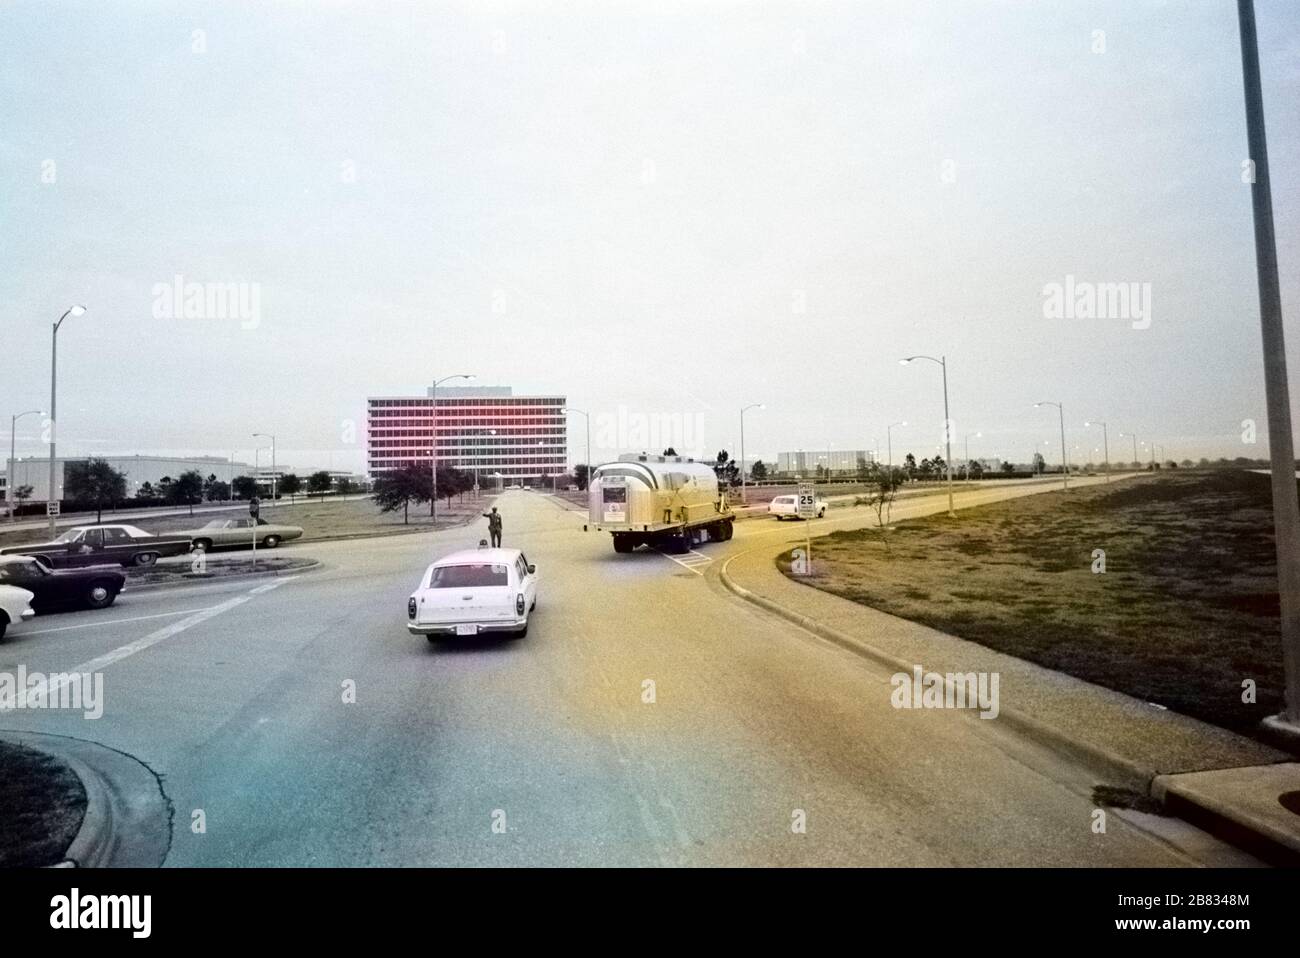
[408,598,417,619]
[516,593,525,615]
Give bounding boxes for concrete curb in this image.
[125,558,322,592]
[716,548,1155,790]
[1,730,170,868]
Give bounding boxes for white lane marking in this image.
[4,577,297,710]
[21,608,214,636]
[657,548,713,575]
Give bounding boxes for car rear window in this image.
[428,564,509,588]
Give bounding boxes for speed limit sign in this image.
[797,482,817,519]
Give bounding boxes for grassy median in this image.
[779,470,1292,733]
[0,741,87,867]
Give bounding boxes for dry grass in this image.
[779,470,1292,733]
[0,741,86,867]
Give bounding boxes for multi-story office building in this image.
[776,449,877,476]
[366,386,567,485]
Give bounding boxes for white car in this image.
[407,548,538,641]
[768,495,828,519]
[0,584,36,640]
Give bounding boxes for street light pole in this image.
[8,409,42,522]
[48,305,87,537]
[253,433,275,507]
[900,355,954,517]
[739,403,764,503]
[1085,421,1110,482]
[563,407,591,493]
[963,431,981,481]
[887,421,906,480]
[1034,402,1068,491]
[429,374,475,524]
[1239,0,1300,733]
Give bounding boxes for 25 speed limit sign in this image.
[797,482,817,519]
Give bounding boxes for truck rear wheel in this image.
[613,535,634,553]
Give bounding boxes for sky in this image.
[2,0,1299,473]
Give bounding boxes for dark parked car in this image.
[0,523,191,569]
[0,556,126,610]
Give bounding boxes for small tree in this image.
[372,464,430,524]
[1000,460,1016,476]
[137,481,154,499]
[750,460,768,482]
[168,470,205,516]
[903,454,917,481]
[231,475,259,500]
[64,458,128,523]
[573,464,591,491]
[206,480,231,502]
[967,459,984,480]
[662,447,678,456]
[307,471,333,500]
[279,473,303,503]
[1032,452,1046,475]
[855,465,899,551]
[713,450,740,488]
[336,477,358,495]
[13,484,33,514]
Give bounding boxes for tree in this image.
[307,471,333,500]
[372,464,430,524]
[573,464,591,491]
[64,458,128,523]
[336,477,359,495]
[137,481,155,499]
[662,447,678,456]
[205,480,231,502]
[750,460,768,482]
[966,460,984,480]
[13,484,33,514]
[713,450,739,488]
[279,473,303,503]
[903,453,917,480]
[855,464,898,551]
[1000,460,1016,476]
[1032,452,1046,475]
[168,470,205,516]
[231,475,259,500]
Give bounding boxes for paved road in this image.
[0,480,1255,865]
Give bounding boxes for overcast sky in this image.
[2,0,1298,473]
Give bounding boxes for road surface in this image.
[0,480,1255,865]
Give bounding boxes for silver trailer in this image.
[587,455,735,553]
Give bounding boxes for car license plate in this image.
[456,624,477,636]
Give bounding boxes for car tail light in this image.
[516,593,525,615]
[408,598,417,619]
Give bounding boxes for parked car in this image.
[407,548,538,641]
[0,556,126,611]
[768,494,828,519]
[0,524,192,568]
[0,584,36,640]
[182,517,304,551]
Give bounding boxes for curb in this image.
[125,558,322,592]
[0,730,170,868]
[717,547,1156,792]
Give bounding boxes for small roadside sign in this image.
[46,501,60,516]
[797,482,817,520]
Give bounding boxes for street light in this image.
[963,431,982,481]
[252,433,276,507]
[886,421,906,480]
[1118,431,1139,469]
[739,403,764,503]
[430,374,474,524]
[563,407,591,494]
[900,355,955,517]
[8,409,42,522]
[48,305,87,537]
[1033,402,1068,491]
[1084,421,1111,482]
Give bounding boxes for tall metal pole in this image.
[9,410,41,522]
[1239,0,1300,730]
[430,382,438,522]
[940,357,954,516]
[48,324,58,537]
[1087,421,1110,482]
[739,403,763,503]
[1058,405,1068,491]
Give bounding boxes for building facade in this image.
[776,450,877,476]
[367,386,567,485]
[3,455,255,505]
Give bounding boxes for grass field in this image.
[779,470,1293,733]
[0,741,86,867]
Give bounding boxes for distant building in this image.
[367,385,567,485]
[4,454,255,505]
[776,450,876,476]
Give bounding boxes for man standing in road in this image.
[483,506,502,547]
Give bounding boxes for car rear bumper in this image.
[20,608,35,620]
[408,617,526,636]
